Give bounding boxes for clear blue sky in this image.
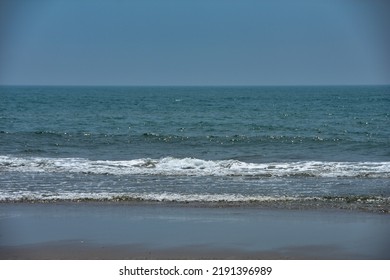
[0,0,389,86]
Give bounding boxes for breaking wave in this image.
[1,155,389,178]
[1,191,388,205]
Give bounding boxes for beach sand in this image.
[0,202,389,259]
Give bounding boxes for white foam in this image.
[1,191,389,204]
[0,191,301,203]
[1,155,389,178]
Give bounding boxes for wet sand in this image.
[0,202,389,259]
[0,241,366,260]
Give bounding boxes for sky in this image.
[0,0,389,86]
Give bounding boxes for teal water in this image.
[1,86,389,211]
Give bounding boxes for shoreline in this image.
[1,198,388,214]
[1,202,389,260]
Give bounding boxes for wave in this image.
[1,156,389,178]
[2,193,389,213]
[3,130,388,145]
[0,192,291,203]
[1,191,387,205]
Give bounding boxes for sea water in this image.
[1,86,389,212]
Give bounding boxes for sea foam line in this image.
[1,191,388,205]
[0,156,389,178]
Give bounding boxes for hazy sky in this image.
[1,0,389,86]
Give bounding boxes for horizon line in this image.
[1,83,389,87]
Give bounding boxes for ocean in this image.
[1,86,389,212]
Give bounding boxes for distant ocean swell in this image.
[1,130,387,144]
[1,156,389,178]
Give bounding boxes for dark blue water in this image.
[1,86,389,211]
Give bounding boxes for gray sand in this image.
[0,203,389,259]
